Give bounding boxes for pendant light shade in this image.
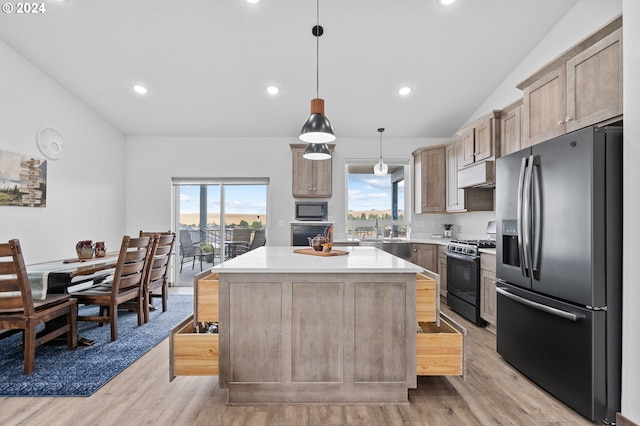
[303,142,331,160]
[299,1,335,147]
[300,99,335,143]
[374,127,388,176]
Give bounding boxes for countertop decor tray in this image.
[293,248,349,257]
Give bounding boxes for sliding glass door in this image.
[173,178,268,285]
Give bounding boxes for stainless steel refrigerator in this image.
[495,126,622,423]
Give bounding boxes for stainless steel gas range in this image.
[445,239,496,326]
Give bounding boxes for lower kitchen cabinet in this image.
[480,253,497,328]
[416,271,466,377]
[411,243,438,273]
[170,271,219,380]
[437,245,447,297]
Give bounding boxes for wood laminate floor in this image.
[0,289,596,426]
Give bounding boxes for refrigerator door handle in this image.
[523,155,535,278]
[517,156,528,277]
[496,287,584,321]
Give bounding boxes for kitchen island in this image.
[212,246,423,404]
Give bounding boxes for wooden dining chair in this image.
[0,239,78,374]
[139,231,175,323]
[70,235,151,341]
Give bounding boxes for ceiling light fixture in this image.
[439,0,456,5]
[398,86,412,96]
[303,142,331,160]
[266,85,280,95]
[374,128,388,176]
[133,84,148,95]
[299,0,335,146]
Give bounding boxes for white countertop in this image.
[212,246,424,274]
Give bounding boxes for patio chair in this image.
[234,229,266,255]
[0,239,78,374]
[179,230,214,272]
[227,228,252,258]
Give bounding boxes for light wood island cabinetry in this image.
[170,247,466,403]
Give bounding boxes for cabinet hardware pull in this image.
[557,120,565,126]
[565,116,573,122]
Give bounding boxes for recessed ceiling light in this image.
[439,0,456,5]
[246,0,260,4]
[132,84,148,95]
[266,85,280,95]
[398,86,412,96]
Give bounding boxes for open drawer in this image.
[416,272,438,324]
[169,314,218,381]
[416,313,466,378]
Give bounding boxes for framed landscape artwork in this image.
[0,149,47,207]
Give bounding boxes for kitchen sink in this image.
[359,239,412,261]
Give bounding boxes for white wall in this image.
[467,0,623,122]
[124,136,446,246]
[0,41,126,263]
[622,1,640,423]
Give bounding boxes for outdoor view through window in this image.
[177,182,267,267]
[347,163,407,239]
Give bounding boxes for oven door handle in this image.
[496,287,583,321]
[446,252,479,262]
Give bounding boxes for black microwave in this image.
[295,202,328,221]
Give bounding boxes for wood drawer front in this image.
[170,315,218,380]
[416,273,437,323]
[480,253,496,273]
[196,273,219,323]
[416,318,463,376]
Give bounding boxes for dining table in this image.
[26,253,119,345]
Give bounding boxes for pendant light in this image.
[374,128,388,176]
[303,142,331,160]
[300,0,335,147]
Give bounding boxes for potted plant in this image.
[443,224,454,238]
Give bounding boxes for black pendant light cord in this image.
[378,128,385,160]
[315,0,320,99]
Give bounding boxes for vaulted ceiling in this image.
[0,0,577,138]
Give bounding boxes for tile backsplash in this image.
[412,211,496,240]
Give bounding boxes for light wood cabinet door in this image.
[290,144,333,198]
[521,65,567,147]
[500,101,522,156]
[459,128,475,168]
[474,117,494,162]
[411,243,438,273]
[566,28,622,133]
[446,141,464,212]
[414,146,446,214]
[480,253,496,326]
[437,246,447,296]
[480,269,497,325]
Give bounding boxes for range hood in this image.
[458,161,495,188]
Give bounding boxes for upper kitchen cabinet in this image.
[290,144,334,198]
[500,99,523,156]
[446,139,494,213]
[413,145,446,214]
[458,111,500,168]
[518,16,622,148]
[456,111,500,189]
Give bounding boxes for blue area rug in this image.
[0,294,193,397]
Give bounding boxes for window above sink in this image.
[345,158,411,240]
